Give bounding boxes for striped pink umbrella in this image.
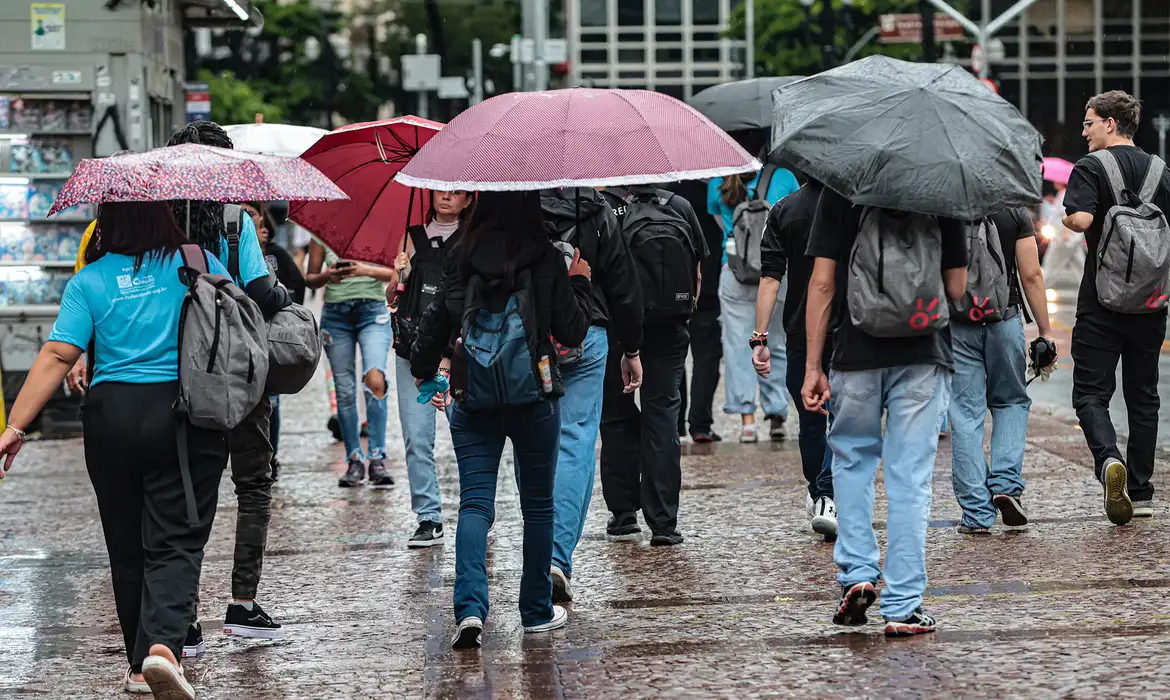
[395,88,760,191]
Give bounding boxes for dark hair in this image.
[1086,90,1141,138]
[167,121,235,251]
[84,201,189,271]
[242,201,279,249]
[457,191,544,283]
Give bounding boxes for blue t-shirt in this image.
[48,250,230,386]
[707,168,800,263]
[216,215,269,287]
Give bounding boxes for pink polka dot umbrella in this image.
[47,143,348,216]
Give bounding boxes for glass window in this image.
[618,31,643,42]
[657,68,684,78]
[656,47,683,62]
[656,0,683,26]
[580,0,607,27]
[659,84,686,100]
[618,48,646,63]
[581,48,608,64]
[657,32,683,42]
[580,33,608,44]
[618,2,644,25]
[693,0,719,24]
[693,47,721,62]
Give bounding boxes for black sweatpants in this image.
[83,381,227,670]
[229,395,274,601]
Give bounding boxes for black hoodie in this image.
[409,235,593,382]
[540,188,644,352]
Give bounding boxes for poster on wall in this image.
[30,3,66,51]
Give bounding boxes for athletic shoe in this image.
[992,493,1028,527]
[452,616,483,649]
[833,582,876,626]
[124,668,151,694]
[650,530,684,546]
[691,431,723,444]
[811,496,838,538]
[181,623,204,659]
[806,493,815,519]
[338,458,365,488]
[524,605,569,633]
[884,608,937,637]
[407,521,444,548]
[767,415,786,440]
[1133,500,1154,518]
[327,414,342,442]
[606,512,641,541]
[958,525,991,535]
[740,424,759,443]
[367,459,394,488]
[223,602,284,640]
[1102,459,1133,526]
[550,565,573,603]
[141,653,194,700]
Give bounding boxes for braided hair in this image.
[167,121,234,253]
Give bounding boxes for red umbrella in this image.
[288,116,444,267]
[48,143,347,215]
[395,88,759,191]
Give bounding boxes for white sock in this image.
[231,601,255,610]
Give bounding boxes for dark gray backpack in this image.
[951,218,1011,324]
[847,207,948,338]
[727,165,776,285]
[1091,150,1170,313]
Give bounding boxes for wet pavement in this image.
[3,315,1170,698]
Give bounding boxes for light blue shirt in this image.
[49,250,230,386]
[707,168,800,263]
[216,215,269,287]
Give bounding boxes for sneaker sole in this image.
[551,574,573,604]
[369,482,395,489]
[993,497,1028,527]
[141,658,194,700]
[180,641,204,659]
[524,614,569,633]
[884,621,937,638]
[224,625,284,640]
[833,583,876,626]
[452,624,483,649]
[1133,507,1154,518]
[407,536,445,549]
[811,516,837,538]
[1103,461,1134,526]
[338,481,365,488]
[607,530,642,542]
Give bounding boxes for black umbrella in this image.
[770,56,1043,220]
[689,76,805,132]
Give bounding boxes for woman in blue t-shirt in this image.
[0,201,228,700]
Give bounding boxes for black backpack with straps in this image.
[609,187,697,323]
[393,225,459,360]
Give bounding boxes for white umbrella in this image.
[223,123,329,158]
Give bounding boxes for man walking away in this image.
[600,184,709,546]
[752,179,835,538]
[948,208,1055,534]
[540,187,643,603]
[1063,90,1170,525]
[804,189,967,637]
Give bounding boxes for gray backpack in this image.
[847,207,948,338]
[728,165,776,285]
[1091,150,1170,313]
[951,218,1011,324]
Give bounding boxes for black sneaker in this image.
[957,525,991,535]
[223,602,284,640]
[327,414,342,442]
[368,459,394,488]
[691,431,723,444]
[182,622,205,659]
[407,521,444,548]
[884,608,937,637]
[650,530,684,546]
[992,493,1028,527]
[338,458,365,488]
[606,512,641,541]
[833,581,876,626]
[452,616,483,649]
[767,415,786,440]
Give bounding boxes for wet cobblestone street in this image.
[3,352,1169,699]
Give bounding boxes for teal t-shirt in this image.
[216,215,270,287]
[707,168,800,263]
[48,249,230,386]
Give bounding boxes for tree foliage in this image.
[199,70,285,126]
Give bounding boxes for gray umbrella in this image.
[689,76,805,132]
[770,56,1043,220]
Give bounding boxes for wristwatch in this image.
[748,334,768,349]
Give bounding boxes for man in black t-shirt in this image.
[804,188,968,637]
[1062,90,1170,526]
[946,208,1054,534]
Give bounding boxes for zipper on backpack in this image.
[1126,239,1136,283]
[877,229,885,294]
[247,355,255,384]
[207,302,223,373]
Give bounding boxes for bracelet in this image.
[5,425,26,439]
[623,351,640,359]
[751,330,768,338]
[438,367,451,375]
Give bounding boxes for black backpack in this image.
[610,187,696,323]
[393,225,459,360]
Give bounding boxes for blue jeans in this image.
[450,399,561,627]
[948,317,1030,528]
[269,394,281,457]
[718,266,789,418]
[396,355,445,524]
[320,300,392,461]
[551,326,608,578]
[829,364,946,621]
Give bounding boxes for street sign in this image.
[437,76,469,100]
[878,14,966,44]
[518,38,536,64]
[970,43,986,74]
[544,38,568,64]
[184,81,211,123]
[401,54,441,91]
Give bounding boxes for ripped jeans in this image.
[321,299,393,462]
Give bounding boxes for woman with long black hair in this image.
[410,190,593,649]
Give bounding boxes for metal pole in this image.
[521,0,535,91]
[920,0,936,63]
[511,34,523,91]
[415,33,429,119]
[745,0,755,78]
[472,38,484,104]
[819,0,835,70]
[979,0,990,77]
[534,0,548,91]
[1154,116,1170,160]
[843,26,878,63]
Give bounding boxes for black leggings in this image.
[83,381,227,670]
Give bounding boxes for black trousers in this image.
[83,381,227,670]
[228,395,274,601]
[685,307,723,436]
[600,323,689,534]
[785,336,833,501]
[1071,310,1166,501]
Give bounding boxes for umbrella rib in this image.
[929,99,974,218]
[608,91,676,178]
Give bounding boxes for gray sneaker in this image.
[1133,500,1154,518]
[367,459,394,488]
[338,458,365,488]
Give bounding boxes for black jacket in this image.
[410,235,593,381]
[666,179,724,312]
[760,180,822,338]
[541,188,644,352]
[265,242,306,305]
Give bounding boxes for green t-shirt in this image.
[322,245,387,304]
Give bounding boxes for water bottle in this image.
[538,356,553,394]
[416,373,449,404]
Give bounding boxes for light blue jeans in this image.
[320,299,392,462]
[551,326,609,579]
[396,355,447,524]
[948,316,1030,528]
[718,265,789,418]
[829,363,946,621]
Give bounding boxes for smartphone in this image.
[335,260,356,269]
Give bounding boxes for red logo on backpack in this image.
[908,297,941,330]
[1146,285,1168,309]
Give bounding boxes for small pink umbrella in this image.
[48,143,348,216]
[1042,157,1075,186]
[395,88,760,191]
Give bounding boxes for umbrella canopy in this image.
[395,88,759,192]
[288,116,444,267]
[48,143,347,216]
[223,123,328,157]
[688,76,805,132]
[771,56,1043,220]
[1042,157,1075,186]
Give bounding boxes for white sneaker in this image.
[124,669,152,695]
[740,424,759,443]
[451,616,483,649]
[524,604,569,633]
[806,493,815,519]
[1133,500,1154,518]
[811,496,838,538]
[141,655,194,700]
[550,565,573,603]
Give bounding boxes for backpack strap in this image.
[753,165,777,201]
[1139,156,1167,203]
[223,204,243,282]
[1089,150,1128,207]
[179,243,209,275]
